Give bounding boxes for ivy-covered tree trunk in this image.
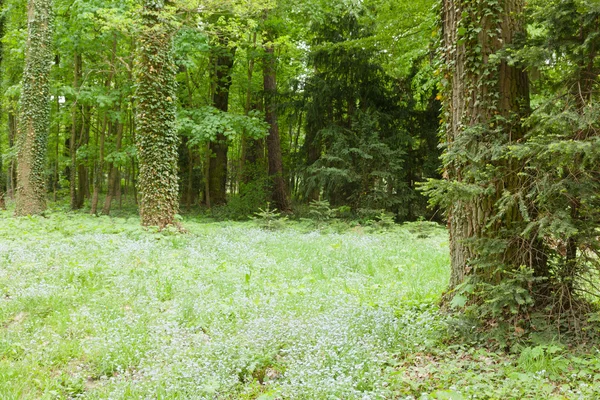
[263,42,290,212]
[441,0,538,288]
[0,0,5,210]
[15,0,53,216]
[208,44,235,206]
[135,0,179,228]
[7,113,17,199]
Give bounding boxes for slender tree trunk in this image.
[91,114,108,215]
[304,123,321,202]
[69,52,82,209]
[76,104,90,208]
[102,118,123,215]
[240,32,264,186]
[53,91,60,202]
[263,41,290,212]
[442,0,538,289]
[208,43,235,206]
[7,113,17,199]
[15,0,53,216]
[135,0,180,228]
[0,4,6,210]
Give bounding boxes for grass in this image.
[0,207,600,399]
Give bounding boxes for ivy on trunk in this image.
[15,0,53,216]
[135,0,179,228]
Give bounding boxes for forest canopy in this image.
[0,0,439,221]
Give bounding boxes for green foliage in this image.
[135,0,180,228]
[179,107,268,145]
[517,344,569,378]
[307,199,334,225]
[451,266,544,329]
[14,0,54,216]
[0,210,452,398]
[301,6,440,218]
[215,179,269,220]
[253,202,287,230]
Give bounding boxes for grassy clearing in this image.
[0,209,600,399]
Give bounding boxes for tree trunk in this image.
[102,119,123,215]
[240,32,265,186]
[15,0,53,216]
[69,52,82,209]
[442,0,537,288]
[135,0,180,228]
[0,4,5,209]
[208,44,235,206]
[91,114,108,215]
[7,113,17,199]
[263,42,290,212]
[76,104,90,208]
[53,89,60,202]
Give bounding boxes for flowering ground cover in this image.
[1,211,599,399]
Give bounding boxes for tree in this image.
[0,0,6,210]
[207,40,235,206]
[135,0,180,228]
[435,0,542,290]
[15,0,53,216]
[263,25,290,212]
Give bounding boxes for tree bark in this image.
[208,43,235,206]
[7,113,17,199]
[263,42,290,212]
[135,0,180,228]
[91,114,108,215]
[442,0,538,288]
[0,4,5,209]
[240,32,265,186]
[102,118,123,215]
[70,52,82,210]
[15,0,53,216]
[76,104,90,208]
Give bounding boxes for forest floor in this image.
[1,209,600,399]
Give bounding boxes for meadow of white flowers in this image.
[0,215,449,399]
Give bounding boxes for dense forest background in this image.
[0,0,441,221]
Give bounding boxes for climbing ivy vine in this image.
[15,0,53,216]
[135,0,180,228]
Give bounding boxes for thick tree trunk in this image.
[135,0,179,228]
[15,0,53,216]
[208,44,235,206]
[263,43,290,212]
[442,0,537,288]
